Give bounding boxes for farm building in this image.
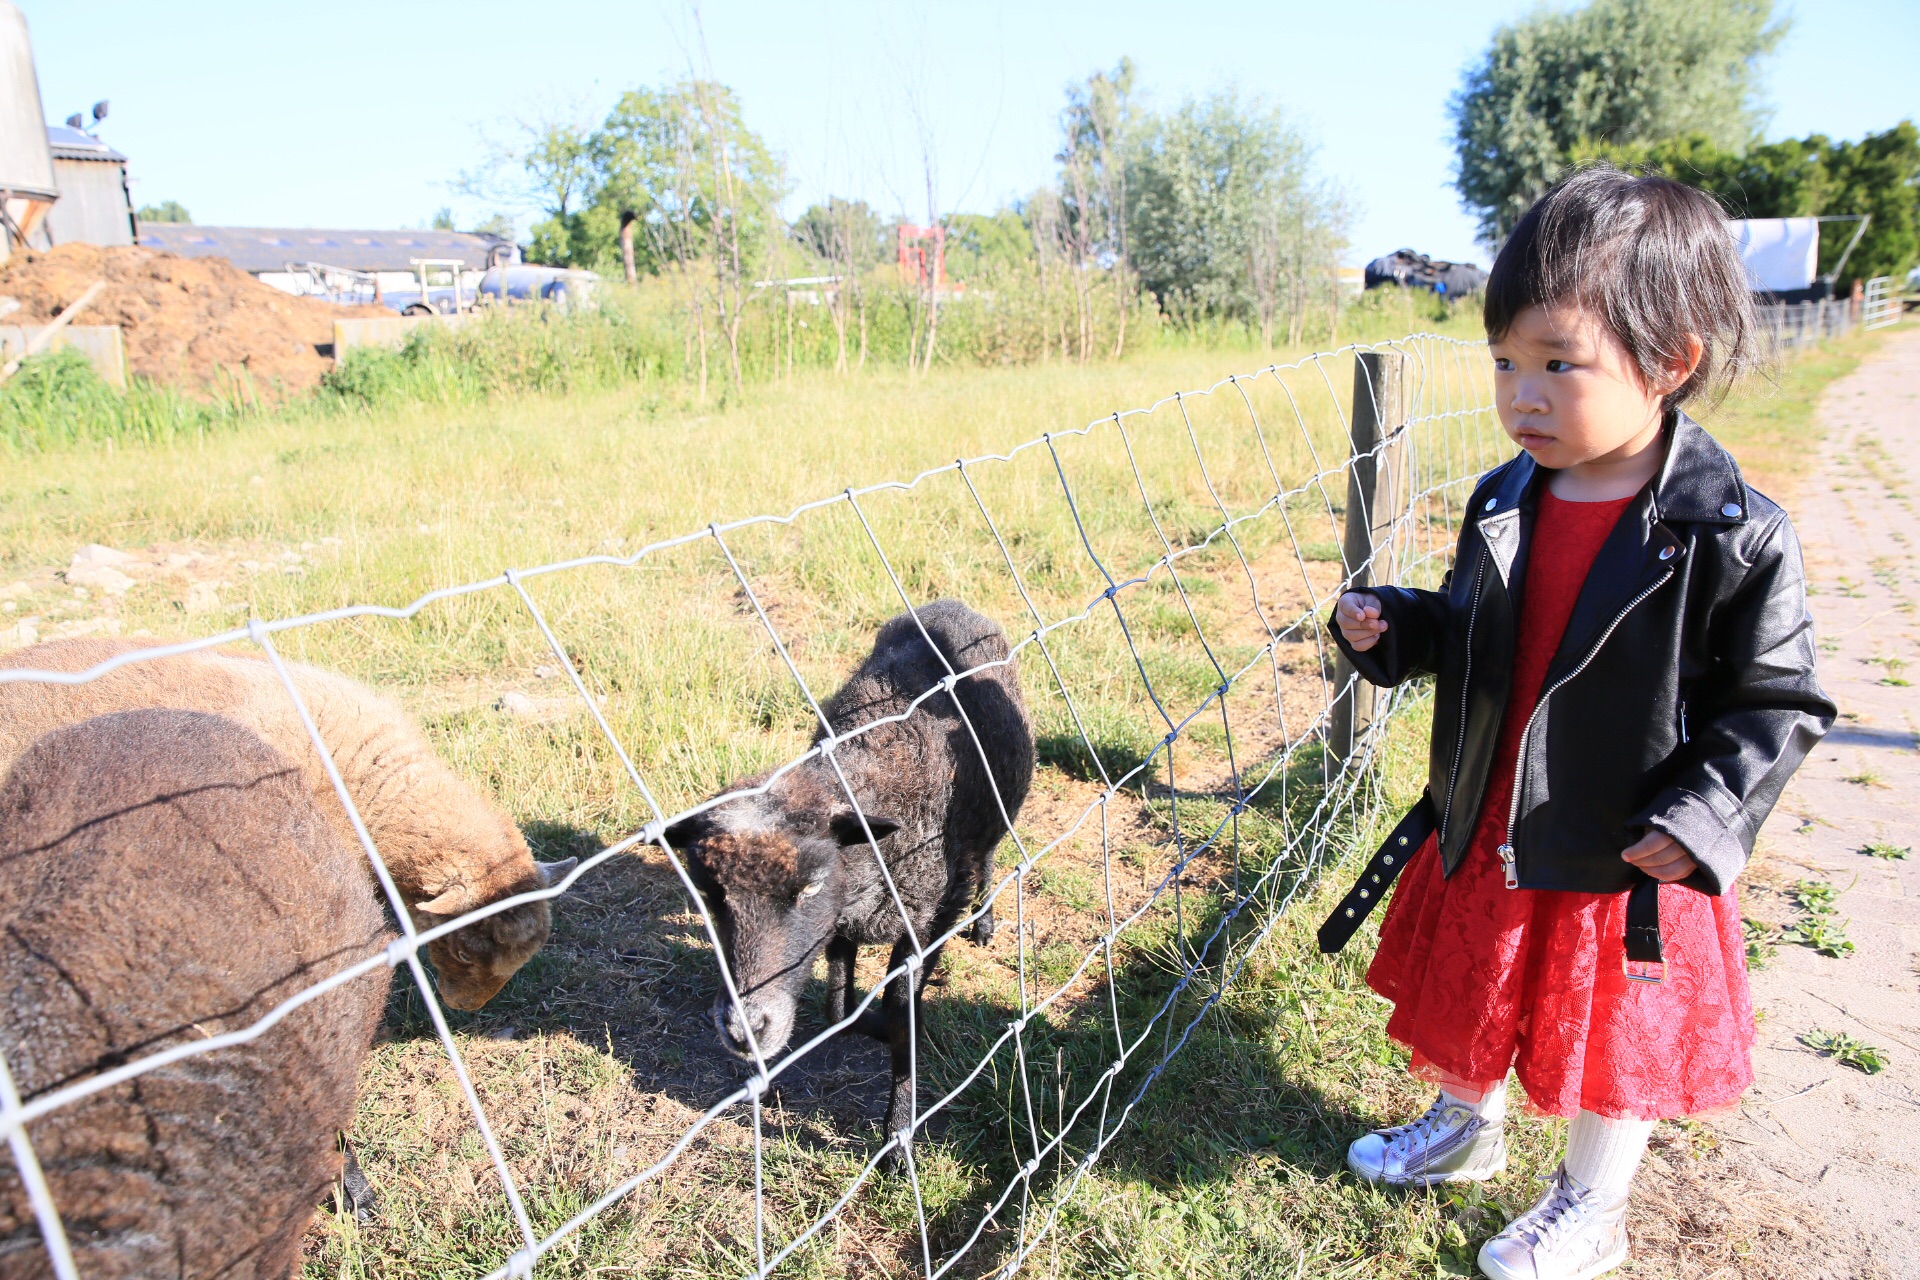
[36,124,134,248]
[136,225,516,275]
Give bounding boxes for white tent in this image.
[1730,218,1820,293]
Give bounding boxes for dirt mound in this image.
[0,243,388,399]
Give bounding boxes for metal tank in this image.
[0,1,58,260]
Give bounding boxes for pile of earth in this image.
[0,243,388,399]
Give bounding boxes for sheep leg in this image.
[338,1134,379,1224]
[877,935,922,1173]
[967,846,998,947]
[829,936,891,1040]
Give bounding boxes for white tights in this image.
[1437,1077,1654,1198]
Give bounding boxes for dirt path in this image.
[1707,326,1920,1278]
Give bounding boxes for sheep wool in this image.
[0,709,393,1279]
[0,638,575,1010]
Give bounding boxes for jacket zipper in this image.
[1438,552,1487,847]
[1496,568,1675,889]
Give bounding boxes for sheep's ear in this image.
[413,886,470,917]
[829,812,900,847]
[536,857,578,888]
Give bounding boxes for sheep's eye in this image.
[796,881,824,902]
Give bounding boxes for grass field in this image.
[0,323,1878,1279]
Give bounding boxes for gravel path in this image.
[1710,325,1920,1278]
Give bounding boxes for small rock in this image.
[71,544,133,569]
[495,691,539,717]
[67,546,137,595]
[486,1026,518,1041]
[184,582,223,614]
[1,601,13,614]
[533,664,562,680]
[1,619,40,649]
[67,566,134,595]
[0,582,32,600]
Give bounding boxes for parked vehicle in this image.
[478,265,598,309]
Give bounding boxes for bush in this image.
[0,348,244,453]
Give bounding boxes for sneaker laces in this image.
[1377,1097,1478,1164]
[1512,1168,1601,1248]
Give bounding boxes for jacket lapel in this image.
[1475,453,1536,590]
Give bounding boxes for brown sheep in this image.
[0,708,394,1279]
[0,638,576,1010]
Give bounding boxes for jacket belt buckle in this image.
[1622,958,1666,985]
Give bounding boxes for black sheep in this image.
[666,599,1034,1166]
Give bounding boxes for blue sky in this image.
[17,0,1919,267]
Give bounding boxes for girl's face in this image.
[1489,304,1669,472]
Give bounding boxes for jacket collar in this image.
[1475,407,1750,549]
[1650,410,1751,525]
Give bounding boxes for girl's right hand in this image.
[1336,591,1387,652]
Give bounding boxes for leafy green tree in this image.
[1578,122,1920,289]
[135,200,190,224]
[1452,0,1784,241]
[1059,59,1140,354]
[792,198,887,271]
[943,210,1032,283]
[1127,88,1345,343]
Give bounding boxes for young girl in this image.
[1325,168,1834,1280]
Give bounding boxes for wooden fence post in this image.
[1329,350,1404,767]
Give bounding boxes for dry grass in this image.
[0,329,1875,1279]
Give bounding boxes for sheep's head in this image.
[664,807,898,1060]
[413,858,577,1010]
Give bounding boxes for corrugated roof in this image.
[136,224,509,273]
[45,124,126,164]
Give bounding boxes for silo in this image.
[0,0,58,261]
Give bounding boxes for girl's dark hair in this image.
[1484,165,1760,408]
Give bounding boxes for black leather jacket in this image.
[1335,412,1834,897]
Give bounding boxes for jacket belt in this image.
[1317,793,1434,954]
[1318,793,1668,969]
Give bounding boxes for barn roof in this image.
[135,224,508,273]
[46,125,126,164]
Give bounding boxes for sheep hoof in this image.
[967,910,995,947]
[877,1141,907,1176]
[847,1009,890,1041]
[340,1141,380,1224]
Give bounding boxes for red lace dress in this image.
[1367,490,1755,1120]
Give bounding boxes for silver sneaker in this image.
[1478,1164,1629,1280]
[1347,1094,1507,1186]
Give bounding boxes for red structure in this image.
[895,223,948,288]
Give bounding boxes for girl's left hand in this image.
[1622,830,1698,882]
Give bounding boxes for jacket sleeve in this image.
[1633,513,1836,895]
[1330,579,1454,687]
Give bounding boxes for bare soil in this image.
[0,243,385,399]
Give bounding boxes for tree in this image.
[1451,0,1784,241]
[1127,89,1346,344]
[135,200,190,224]
[1578,122,1920,290]
[794,198,887,373]
[591,81,785,395]
[460,111,599,267]
[430,207,456,230]
[1059,59,1138,356]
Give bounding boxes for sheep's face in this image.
[425,901,551,1010]
[666,809,898,1060]
[414,857,579,1010]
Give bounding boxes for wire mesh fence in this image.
[1,333,1506,1278]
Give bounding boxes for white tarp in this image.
[1731,217,1820,292]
